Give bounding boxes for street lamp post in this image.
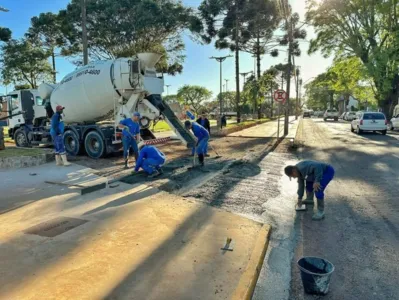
[225,79,229,92]
[240,71,253,89]
[210,55,233,128]
[165,84,171,95]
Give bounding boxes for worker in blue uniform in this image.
[119,112,141,169]
[134,142,166,177]
[285,160,335,221]
[194,114,211,157]
[185,120,209,167]
[50,105,71,166]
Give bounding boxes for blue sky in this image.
[0,0,332,96]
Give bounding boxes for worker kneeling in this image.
[284,160,335,221]
[185,120,209,167]
[134,142,166,177]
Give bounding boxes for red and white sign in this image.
[274,90,287,104]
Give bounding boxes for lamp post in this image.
[240,71,253,89]
[210,55,233,128]
[165,84,171,95]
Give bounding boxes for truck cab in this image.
[6,89,50,147]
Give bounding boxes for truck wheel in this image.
[381,130,387,135]
[84,131,105,159]
[14,128,30,147]
[334,118,338,122]
[64,130,81,156]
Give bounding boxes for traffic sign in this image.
[274,90,287,104]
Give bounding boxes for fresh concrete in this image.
[0,162,272,300]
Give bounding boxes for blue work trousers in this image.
[53,135,66,155]
[123,137,138,159]
[142,158,165,174]
[192,141,208,155]
[195,138,209,155]
[305,166,335,199]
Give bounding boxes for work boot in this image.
[55,155,63,166]
[60,154,71,166]
[312,210,325,221]
[124,159,129,169]
[312,198,325,221]
[302,191,315,205]
[198,154,205,166]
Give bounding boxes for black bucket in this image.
[297,256,335,295]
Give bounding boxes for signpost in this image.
[274,90,287,139]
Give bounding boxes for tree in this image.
[306,0,399,116]
[1,39,53,88]
[243,71,277,117]
[14,84,32,90]
[0,27,11,42]
[199,0,250,123]
[58,0,203,74]
[26,12,67,83]
[217,91,236,112]
[279,1,307,133]
[177,85,212,115]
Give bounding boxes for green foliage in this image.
[26,12,67,82]
[1,39,53,88]
[58,0,203,74]
[217,91,236,112]
[305,57,376,110]
[0,27,11,42]
[177,85,212,115]
[14,84,32,90]
[306,0,399,114]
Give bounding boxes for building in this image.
[337,95,359,115]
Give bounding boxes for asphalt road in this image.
[290,118,399,300]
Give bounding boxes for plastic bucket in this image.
[297,256,335,295]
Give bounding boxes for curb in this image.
[0,152,54,169]
[232,224,272,300]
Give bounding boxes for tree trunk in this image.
[256,34,262,119]
[51,50,57,83]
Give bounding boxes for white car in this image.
[344,111,357,121]
[351,112,387,135]
[388,113,399,131]
[323,109,339,121]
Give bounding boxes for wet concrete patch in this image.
[24,217,88,237]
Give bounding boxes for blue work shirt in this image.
[50,112,63,136]
[191,122,209,141]
[120,118,140,139]
[200,119,205,127]
[135,146,166,172]
[186,111,195,120]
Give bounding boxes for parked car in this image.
[303,111,311,118]
[388,111,399,131]
[323,109,339,121]
[344,111,357,121]
[339,112,347,120]
[351,112,387,135]
[315,111,324,118]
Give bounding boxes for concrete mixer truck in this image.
[4,53,196,158]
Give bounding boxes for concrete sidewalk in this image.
[0,163,271,300]
[228,117,297,139]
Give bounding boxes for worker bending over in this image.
[185,120,209,167]
[119,112,141,169]
[284,160,335,221]
[134,142,166,177]
[50,105,71,166]
[194,114,211,157]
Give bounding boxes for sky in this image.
[0,0,333,97]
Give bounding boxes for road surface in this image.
[290,118,399,300]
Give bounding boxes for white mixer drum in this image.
[50,58,135,123]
